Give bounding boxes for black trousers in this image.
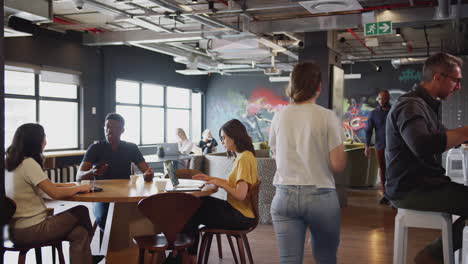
[183,196,255,255]
[391,181,468,260]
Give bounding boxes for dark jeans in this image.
[93,202,109,231]
[375,149,386,192]
[183,196,256,255]
[391,181,468,261]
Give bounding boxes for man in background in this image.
[365,90,391,204]
[77,113,153,231]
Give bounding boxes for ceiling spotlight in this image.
[192,0,198,3]
[376,65,382,72]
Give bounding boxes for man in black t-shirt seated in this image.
[77,113,153,231]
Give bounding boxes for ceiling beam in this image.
[249,5,468,34]
[83,30,207,45]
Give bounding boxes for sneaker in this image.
[92,255,105,264]
[414,248,443,264]
[379,196,389,205]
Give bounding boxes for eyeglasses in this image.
[440,73,462,84]
[104,125,122,130]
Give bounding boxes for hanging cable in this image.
[423,25,430,56]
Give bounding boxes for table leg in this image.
[100,203,157,257]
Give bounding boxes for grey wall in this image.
[442,58,468,129]
[5,23,208,149]
[205,74,288,151]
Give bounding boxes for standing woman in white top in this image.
[5,123,102,264]
[176,128,193,154]
[269,62,346,264]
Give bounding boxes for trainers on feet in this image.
[379,196,389,205]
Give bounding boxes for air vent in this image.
[299,0,362,14]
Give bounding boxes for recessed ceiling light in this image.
[299,0,362,14]
[312,2,349,11]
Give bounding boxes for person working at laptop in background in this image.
[385,53,468,264]
[77,113,154,231]
[181,119,259,264]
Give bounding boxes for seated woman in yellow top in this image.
[183,119,259,262]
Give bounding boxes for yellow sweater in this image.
[226,151,258,218]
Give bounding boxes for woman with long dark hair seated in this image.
[5,123,102,264]
[182,119,259,263]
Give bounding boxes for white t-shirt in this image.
[178,139,194,154]
[6,158,48,228]
[269,103,344,187]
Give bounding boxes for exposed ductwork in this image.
[436,0,451,19]
[390,57,427,69]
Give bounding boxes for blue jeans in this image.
[271,185,341,264]
[93,202,109,231]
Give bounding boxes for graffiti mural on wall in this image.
[211,87,288,142]
[342,89,407,142]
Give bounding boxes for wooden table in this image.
[63,177,216,260]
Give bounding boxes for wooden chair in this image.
[1,197,65,264]
[197,181,261,264]
[132,192,201,264]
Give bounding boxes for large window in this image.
[116,80,202,145]
[4,67,80,150]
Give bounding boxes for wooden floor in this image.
[107,189,441,264]
[4,189,441,264]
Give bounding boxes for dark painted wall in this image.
[4,26,207,148]
[342,61,422,142]
[205,74,289,151]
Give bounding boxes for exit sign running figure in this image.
[364,21,392,36]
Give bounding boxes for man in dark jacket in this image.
[385,53,468,264]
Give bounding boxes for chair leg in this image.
[216,234,223,259]
[235,235,246,264]
[241,234,254,264]
[138,248,145,264]
[52,245,56,264]
[203,233,214,264]
[34,247,42,264]
[197,233,210,264]
[18,250,28,264]
[227,235,239,264]
[56,243,65,264]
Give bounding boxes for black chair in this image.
[197,181,261,264]
[1,197,65,264]
[132,192,201,264]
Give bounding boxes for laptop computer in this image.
[164,160,205,192]
[160,143,181,156]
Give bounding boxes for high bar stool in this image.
[393,208,454,264]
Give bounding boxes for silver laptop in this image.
[164,160,204,192]
[160,143,181,156]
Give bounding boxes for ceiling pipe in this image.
[390,57,427,69]
[346,28,376,56]
[437,0,450,19]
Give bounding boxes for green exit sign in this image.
[364,21,392,36]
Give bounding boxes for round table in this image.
[66,178,215,203]
[61,177,216,259]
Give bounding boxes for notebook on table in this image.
[164,160,205,192]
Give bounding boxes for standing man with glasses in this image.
[77,113,153,232]
[365,90,391,205]
[385,53,468,264]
